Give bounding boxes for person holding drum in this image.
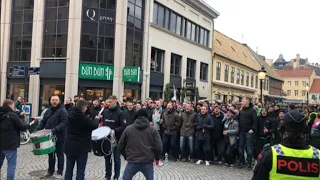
[37,95,68,179]
[0,99,30,180]
[97,95,126,180]
[64,100,99,180]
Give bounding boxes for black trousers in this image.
[48,141,64,175]
[195,138,211,161]
[222,142,236,164]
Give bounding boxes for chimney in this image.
[305,58,308,65]
[296,54,300,68]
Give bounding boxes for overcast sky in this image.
[207,0,320,63]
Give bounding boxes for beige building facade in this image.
[0,0,219,116]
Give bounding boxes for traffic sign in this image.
[28,67,40,75]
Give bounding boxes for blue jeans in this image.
[238,132,253,165]
[104,146,121,180]
[0,150,17,180]
[65,153,88,180]
[123,162,154,180]
[48,141,64,175]
[180,136,194,159]
[163,133,179,158]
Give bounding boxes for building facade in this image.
[212,30,261,103]
[0,0,219,116]
[309,78,320,104]
[276,69,316,104]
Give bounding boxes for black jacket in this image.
[211,113,225,140]
[195,113,214,140]
[239,106,257,132]
[118,116,163,163]
[64,103,73,113]
[89,106,101,120]
[64,108,99,156]
[123,109,137,126]
[256,115,274,138]
[252,136,310,180]
[0,106,29,150]
[101,105,126,141]
[37,105,68,142]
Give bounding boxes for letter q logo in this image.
[86,9,96,21]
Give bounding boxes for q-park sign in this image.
[86,9,115,23]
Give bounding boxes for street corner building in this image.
[0,0,220,116]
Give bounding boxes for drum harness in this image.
[101,132,117,161]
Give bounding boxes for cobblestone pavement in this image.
[1,144,253,180]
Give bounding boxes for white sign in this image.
[86,9,115,23]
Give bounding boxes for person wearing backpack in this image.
[0,99,29,180]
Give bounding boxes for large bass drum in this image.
[91,126,115,156]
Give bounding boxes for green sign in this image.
[79,63,114,80]
[122,66,140,83]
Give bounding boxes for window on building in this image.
[255,75,258,88]
[186,58,196,78]
[200,62,208,81]
[170,53,181,75]
[152,1,209,46]
[216,62,221,80]
[294,90,298,96]
[287,90,291,96]
[251,74,254,88]
[241,70,244,85]
[81,0,117,64]
[295,81,299,86]
[246,72,249,86]
[42,0,69,59]
[125,0,144,67]
[231,67,235,83]
[150,47,164,72]
[302,90,306,96]
[266,79,269,91]
[237,69,240,84]
[10,0,34,61]
[288,81,291,86]
[302,81,307,87]
[224,64,229,82]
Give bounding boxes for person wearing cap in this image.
[118,108,162,180]
[254,108,274,159]
[309,107,320,149]
[222,109,239,167]
[273,108,286,144]
[252,110,320,180]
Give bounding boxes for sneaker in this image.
[230,164,235,167]
[40,172,53,179]
[175,158,180,162]
[196,160,202,165]
[190,159,195,163]
[224,163,230,167]
[53,174,63,179]
[247,164,252,169]
[181,158,187,162]
[237,162,243,168]
[218,161,223,164]
[205,161,210,166]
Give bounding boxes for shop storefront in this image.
[78,63,114,100]
[149,71,164,100]
[6,63,30,101]
[122,66,142,100]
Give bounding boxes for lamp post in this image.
[305,83,310,105]
[258,66,267,104]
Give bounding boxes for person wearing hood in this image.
[89,99,102,121]
[0,99,29,180]
[123,101,137,127]
[118,108,162,180]
[37,95,68,179]
[98,95,126,180]
[274,108,286,144]
[254,108,274,159]
[64,100,99,180]
[252,110,320,180]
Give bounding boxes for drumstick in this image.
[29,119,38,126]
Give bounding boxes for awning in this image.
[264,94,286,100]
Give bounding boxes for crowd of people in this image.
[0,94,319,180]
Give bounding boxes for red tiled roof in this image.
[275,69,314,77]
[310,79,320,93]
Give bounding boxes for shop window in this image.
[9,84,29,101]
[41,85,65,108]
[124,89,139,100]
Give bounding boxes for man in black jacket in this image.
[0,99,29,180]
[64,97,73,113]
[98,95,126,180]
[64,100,99,180]
[211,106,225,163]
[195,106,214,166]
[238,98,257,169]
[89,99,102,120]
[123,101,137,126]
[37,95,68,179]
[119,108,162,180]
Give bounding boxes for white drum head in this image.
[30,129,51,138]
[92,126,111,141]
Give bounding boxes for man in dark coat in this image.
[64,97,73,113]
[211,106,225,163]
[119,108,162,180]
[89,99,102,120]
[0,99,29,180]
[37,95,68,179]
[123,101,137,126]
[64,100,99,180]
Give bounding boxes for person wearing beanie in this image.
[252,110,320,180]
[273,108,286,144]
[118,108,162,180]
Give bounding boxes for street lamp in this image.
[305,83,310,105]
[258,66,267,104]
